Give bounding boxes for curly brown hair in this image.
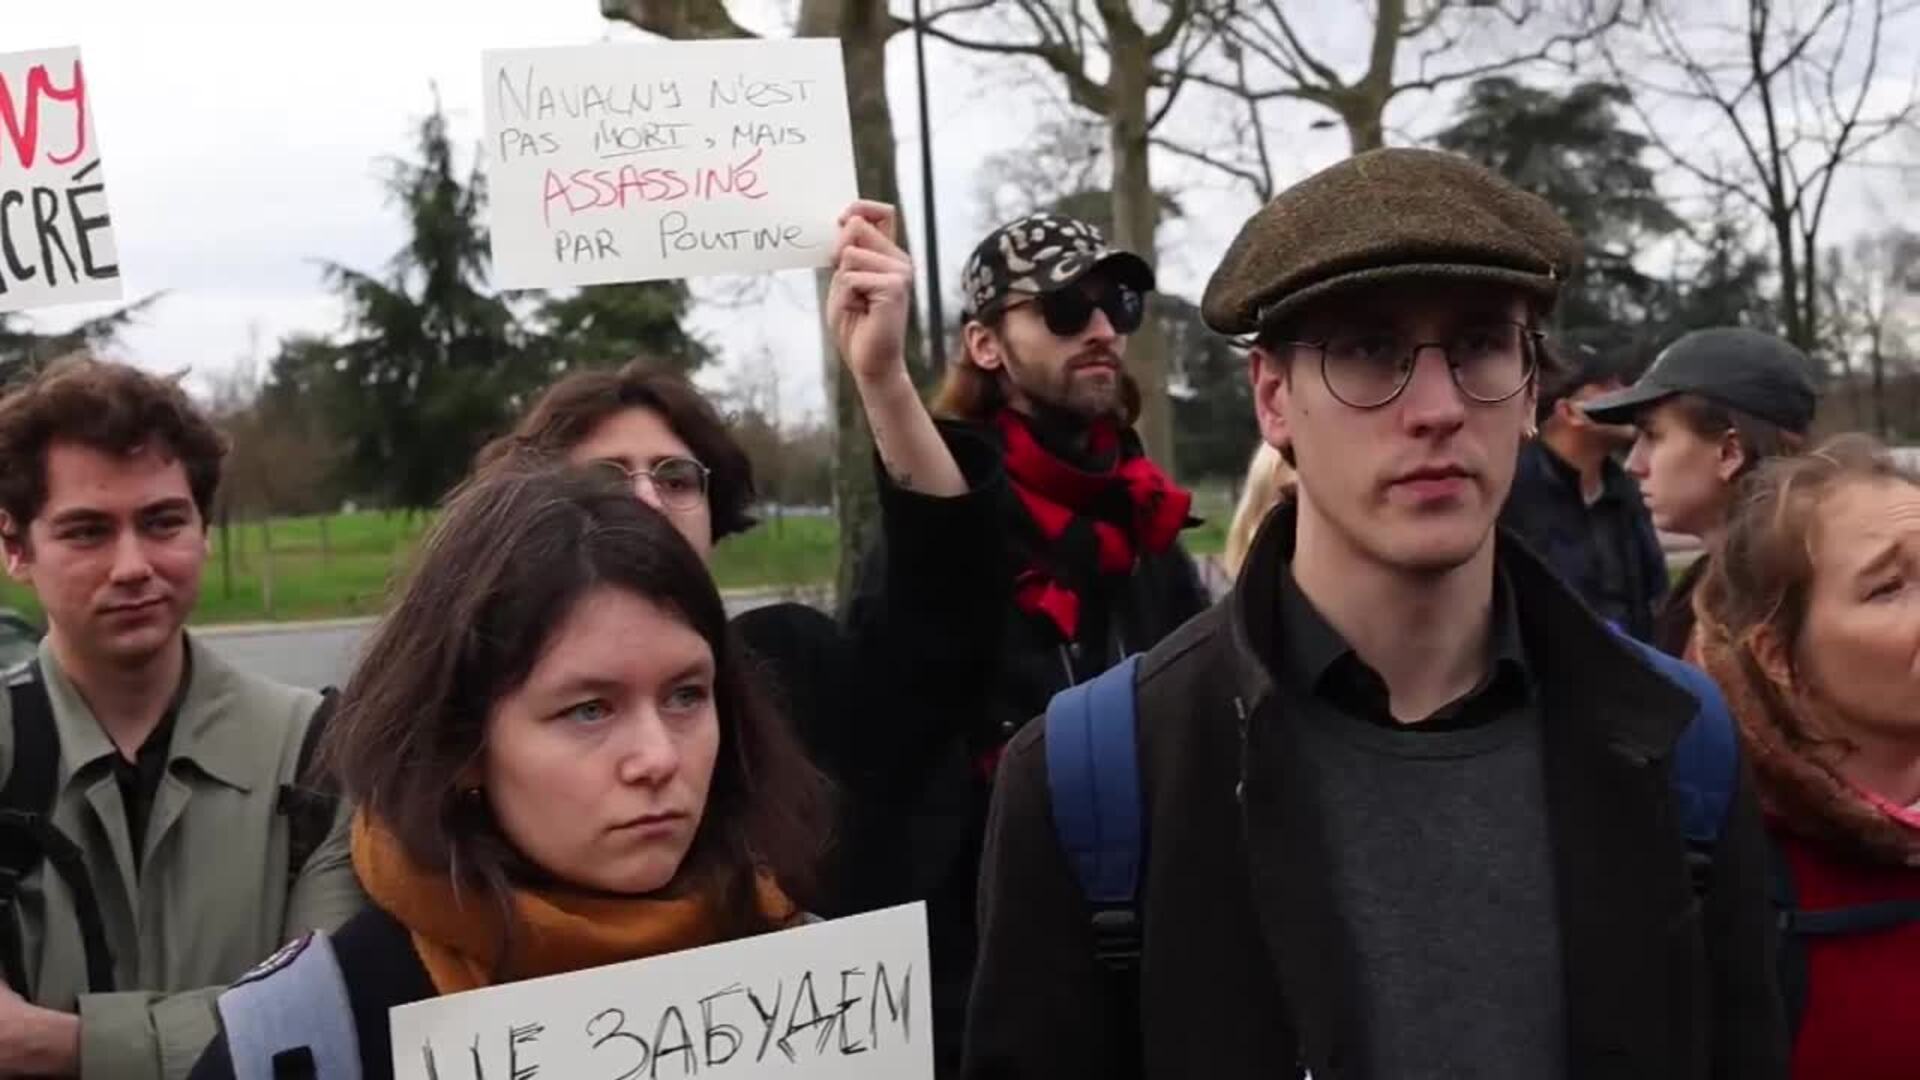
[476,360,757,541]
[321,461,827,957]
[0,357,226,540]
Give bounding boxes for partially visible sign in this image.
[0,47,121,312]
[388,902,934,1079]
[482,39,858,289]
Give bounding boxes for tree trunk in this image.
[1772,211,1808,349]
[1872,332,1889,438]
[260,518,275,620]
[1108,37,1174,471]
[1341,96,1389,153]
[802,0,912,606]
[220,507,233,600]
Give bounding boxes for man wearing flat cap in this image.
[1581,327,1817,659]
[842,211,1208,1075]
[964,150,1786,1079]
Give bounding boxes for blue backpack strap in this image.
[1044,655,1145,968]
[1615,633,1738,887]
[218,931,362,1080]
[1641,643,1739,848]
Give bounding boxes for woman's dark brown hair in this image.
[323,462,827,943]
[0,357,227,538]
[476,359,757,540]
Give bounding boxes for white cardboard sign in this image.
[0,46,122,313]
[388,902,934,1080]
[481,39,858,290]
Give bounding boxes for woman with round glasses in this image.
[474,203,1006,923]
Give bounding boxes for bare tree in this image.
[602,0,921,601]
[1603,0,1920,354]
[1192,0,1632,156]
[1823,226,1920,435]
[916,0,1220,472]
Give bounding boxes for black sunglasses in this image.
[1007,283,1145,337]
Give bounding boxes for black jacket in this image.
[843,416,1207,1074]
[734,427,1010,919]
[1501,440,1667,641]
[964,505,1788,1080]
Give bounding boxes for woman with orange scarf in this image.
[1693,435,1920,1079]
[189,461,827,1080]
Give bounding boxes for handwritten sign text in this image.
[0,47,121,312]
[389,903,934,1080]
[481,40,857,289]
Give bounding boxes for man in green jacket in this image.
[0,359,362,1079]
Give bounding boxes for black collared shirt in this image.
[111,646,191,870]
[1275,564,1532,733]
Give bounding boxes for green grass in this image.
[0,509,844,627]
[0,511,431,626]
[708,514,839,590]
[0,492,1227,627]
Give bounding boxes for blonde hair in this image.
[1223,442,1296,577]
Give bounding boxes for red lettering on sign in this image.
[0,59,88,170]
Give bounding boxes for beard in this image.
[1000,334,1127,422]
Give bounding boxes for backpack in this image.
[1765,830,1920,1037]
[1042,632,1739,989]
[0,662,340,997]
[217,929,363,1080]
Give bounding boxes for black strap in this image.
[1,666,116,995]
[1781,899,1920,937]
[1763,834,1920,1036]
[278,688,341,887]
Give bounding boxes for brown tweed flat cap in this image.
[1202,148,1580,336]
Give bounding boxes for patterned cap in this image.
[960,213,1157,320]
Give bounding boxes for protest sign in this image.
[388,902,933,1080]
[0,47,120,313]
[481,39,858,290]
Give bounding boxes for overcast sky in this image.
[8,1,1916,423]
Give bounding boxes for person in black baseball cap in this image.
[847,211,1205,1075]
[1501,344,1669,642]
[1581,327,1817,658]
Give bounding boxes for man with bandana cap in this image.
[840,210,1209,1075]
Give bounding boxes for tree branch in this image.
[1151,134,1273,200]
[1146,0,1198,53]
[600,0,755,39]
[917,2,1112,113]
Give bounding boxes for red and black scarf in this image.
[995,408,1193,642]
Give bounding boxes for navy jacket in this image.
[1501,440,1667,642]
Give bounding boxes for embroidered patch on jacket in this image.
[229,932,312,989]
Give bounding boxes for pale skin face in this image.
[1788,479,1920,756]
[481,585,721,896]
[1250,282,1536,576]
[4,441,207,670]
[566,406,714,560]
[1623,399,1744,538]
[963,272,1131,422]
